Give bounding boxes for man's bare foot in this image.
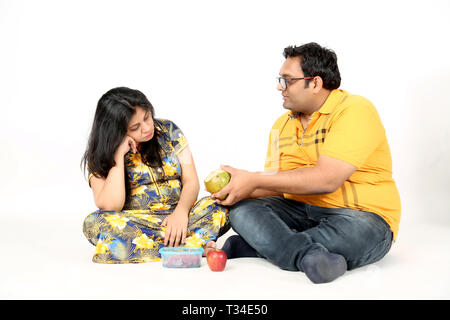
[203,241,216,256]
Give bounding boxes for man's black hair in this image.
[283,42,341,90]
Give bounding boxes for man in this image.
[212,42,401,284]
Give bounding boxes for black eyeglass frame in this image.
[277,76,315,90]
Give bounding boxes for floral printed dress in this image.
[83,119,230,264]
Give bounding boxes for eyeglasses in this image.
[277,76,314,90]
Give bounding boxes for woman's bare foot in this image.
[203,241,216,256]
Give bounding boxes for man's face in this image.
[278,56,313,113]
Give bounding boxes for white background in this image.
[1,0,449,299]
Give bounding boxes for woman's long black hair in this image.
[81,87,164,181]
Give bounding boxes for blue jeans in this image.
[229,196,393,271]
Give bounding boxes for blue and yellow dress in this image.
[82,119,230,263]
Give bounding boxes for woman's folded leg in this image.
[183,196,230,254]
[82,209,168,263]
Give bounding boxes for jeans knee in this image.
[229,199,259,230]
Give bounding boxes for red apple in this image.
[206,249,227,271]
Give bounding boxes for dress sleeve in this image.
[164,120,189,155]
[87,167,101,188]
[88,172,95,187]
[320,102,385,168]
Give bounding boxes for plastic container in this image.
[159,247,204,268]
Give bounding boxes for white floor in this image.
[1,214,449,300]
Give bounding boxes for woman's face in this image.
[127,106,154,143]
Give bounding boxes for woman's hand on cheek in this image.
[114,136,138,160]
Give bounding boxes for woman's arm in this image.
[90,136,138,211]
[162,146,200,246]
[174,146,200,213]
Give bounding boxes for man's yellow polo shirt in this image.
[264,89,401,240]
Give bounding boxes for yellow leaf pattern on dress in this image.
[132,234,156,251]
[104,214,129,230]
[168,179,180,189]
[163,161,178,176]
[212,208,227,229]
[132,213,162,224]
[184,232,206,248]
[150,202,171,211]
[95,238,110,255]
[131,185,146,196]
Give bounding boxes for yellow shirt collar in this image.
[318,89,347,114]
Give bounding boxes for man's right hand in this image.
[212,165,258,206]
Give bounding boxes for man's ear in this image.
[311,76,324,93]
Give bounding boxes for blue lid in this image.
[159,247,204,255]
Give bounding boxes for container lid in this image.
[159,247,204,255]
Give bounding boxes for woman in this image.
[81,87,230,263]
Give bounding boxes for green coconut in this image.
[204,169,231,200]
